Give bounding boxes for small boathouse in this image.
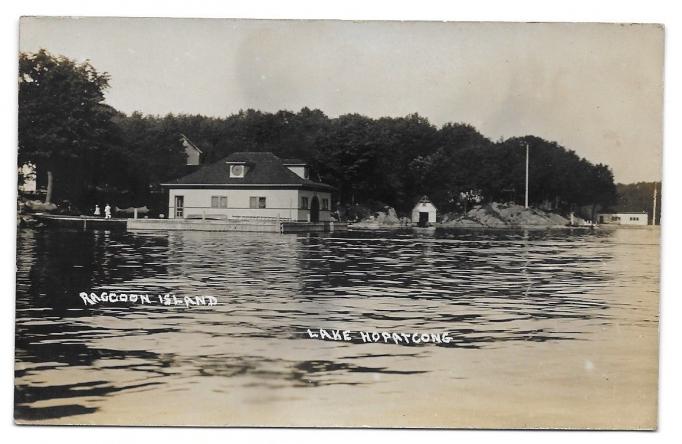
[411,195,437,226]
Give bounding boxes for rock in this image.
[441,202,569,228]
[352,206,402,228]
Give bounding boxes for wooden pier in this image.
[34,214,127,230]
[128,218,281,232]
[128,218,346,233]
[33,214,346,234]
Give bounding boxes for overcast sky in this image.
[19,17,663,183]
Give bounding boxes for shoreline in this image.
[347,222,660,231]
[20,213,659,233]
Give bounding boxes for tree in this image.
[19,49,117,204]
[585,164,617,220]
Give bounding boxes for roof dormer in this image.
[283,159,309,179]
[227,161,248,178]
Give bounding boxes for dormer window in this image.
[284,161,309,179]
[228,162,247,178]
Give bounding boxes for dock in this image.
[128,218,346,233]
[34,214,127,230]
[127,218,281,232]
[33,214,346,234]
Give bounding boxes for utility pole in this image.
[652,185,657,226]
[524,141,529,209]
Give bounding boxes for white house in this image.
[180,134,203,166]
[161,152,334,222]
[18,162,37,193]
[597,212,649,226]
[411,195,437,226]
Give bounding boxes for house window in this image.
[322,198,329,210]
[301,197,309,209]
[250,196,266,209]
[211,196,227,208]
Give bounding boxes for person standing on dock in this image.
[94,205,101,217]
[104,204,111,219]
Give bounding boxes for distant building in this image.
[597,212,648,226]
[411,195,437,226]
[18,162,37,193]
[180,134,203,166]
[161,152,334,222]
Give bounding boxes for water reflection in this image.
[14,226,660,423]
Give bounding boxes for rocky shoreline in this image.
[349,202,586,230]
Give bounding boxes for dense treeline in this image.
[18,50,120,206]
[19,50,618,217]
[615,182,662,225]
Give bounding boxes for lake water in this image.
[14,226,660,428]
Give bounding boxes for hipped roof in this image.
[162,151,334,191]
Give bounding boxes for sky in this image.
[19,17,664,183]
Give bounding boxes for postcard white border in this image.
[2,1,680,443]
